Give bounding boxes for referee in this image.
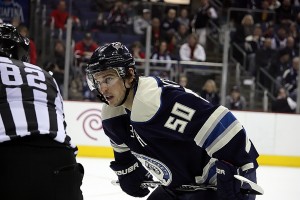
[0,24,84,200]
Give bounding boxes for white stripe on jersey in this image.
[241,162,254,171]
[33,89,50,133]
[53,93,67,143]
[7,87,28,135]
[209,173,217,185]
[195,158,217,184]
[0,113,10,141]
[194,106,228,147]
[0,56,13,64]
[245,136,251,153]
[206,121,243,156]
[111,142,130,153]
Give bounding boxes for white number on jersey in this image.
[0,63,46,90]
[161,78,181,88]
[164,102,196,133]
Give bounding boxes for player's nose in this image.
[99,84,108,94]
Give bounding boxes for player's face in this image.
[93,69,126,106]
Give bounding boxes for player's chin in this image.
[107,101,115,107]
[108,99,119,107]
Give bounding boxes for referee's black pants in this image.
[0,135,84,200]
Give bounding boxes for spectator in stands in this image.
[106,1,129,33]
[269,0,281,10]
[133,8,151,35]
[191,0,218,47]
[147,17,164,53]
[255,37,277,73]
[262,23,276,38]
[271,87,296,113]
[148,0,164,19]
[254,0,275,30]
[131,41,145,60]
[17,24,37,65]
[160,8,180,37]
[232,14,255,45]
[244,24,265,76]
[287,22,300,49]
[282,56,299,95]
[283,36,298,59]
[91,12,106,31]
[74,32,99,65]
[175,23,189,46]
[275,0,294,27]
[231,14,255,68]
[179,33,206,61]
[271,26,287,50]
[268,49,291,89]
[50,0,80,30]
[166,33,180,60]
[177,7,190,29]
[89,0,119,31]
[200,79,220,106]
[179,74,188,87]
[69,76,83,100]
[255,37,278,89]
[43,40,66,95]
[294,0,300,7]
[151,40,172,79]
[130,41,145,68]
[225,85,247,110]
[11,16,21,28]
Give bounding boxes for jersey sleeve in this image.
[161,87,259,172]
[101,104,139,164]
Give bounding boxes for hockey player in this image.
[86,42,260,200]
[0,23,84,200]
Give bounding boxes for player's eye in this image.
[105,77,114,84]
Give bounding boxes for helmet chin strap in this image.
[117,79,131,106]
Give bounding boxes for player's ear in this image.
[127,68,135,84]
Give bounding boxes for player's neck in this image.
[122,88,134,111]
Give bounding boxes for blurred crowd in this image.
[230,0,299,113]
[0,0,298,113]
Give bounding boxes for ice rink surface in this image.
[78,157,300,200]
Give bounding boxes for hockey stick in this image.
[112,175,264,195]
[111,180,217,191]
[234,175,264,195]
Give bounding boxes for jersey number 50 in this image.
[164,102,195,133]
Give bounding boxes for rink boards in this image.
[64,101,300,167]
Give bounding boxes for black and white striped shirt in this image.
[0,56,77,153]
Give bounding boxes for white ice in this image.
[77,157,300,200]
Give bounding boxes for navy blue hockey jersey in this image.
[101,76,259,188]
